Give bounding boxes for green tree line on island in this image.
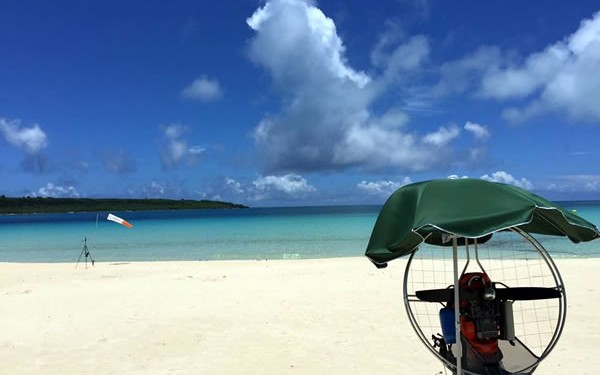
[0,196,248,214]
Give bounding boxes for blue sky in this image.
[1,0,600,206]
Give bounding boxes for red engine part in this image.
[459,272,499,357]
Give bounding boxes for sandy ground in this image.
[0,258,598,375]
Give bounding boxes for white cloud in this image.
[247,0,370,88]
[164,124,184,138]
[423,125,460,146]
[434,12,600,123]
[447,172,533,189]
[464,121,490,140]
[569,151,592,156]
[0,117,49,173]
[377,108,410,129]
[194,189,208,199]
[247,0,464,173]
[150,181,166,195]
[160,124,205,170]
[331,124,439,171]
[357,177,412,196]
[141,180,184,198]
[372,33,431,81]
[480,171,533,190]
[480,11,600,122]
[225,177,244,194]
[181,77,223,102]
[188,146,206,154]
[546,175,600,192]
[435,46,503,96]
[34,183,80,198]
[0,117,48,153]
[253,174,316,195]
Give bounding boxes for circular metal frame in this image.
[402,228,567,375]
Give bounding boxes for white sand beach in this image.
[1,258,598,375]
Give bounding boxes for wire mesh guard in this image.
[404,229,565,375]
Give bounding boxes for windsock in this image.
[107,213,133,228]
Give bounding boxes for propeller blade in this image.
[415,286,561,303]
[415,288,453,302]
[495,287,561,301]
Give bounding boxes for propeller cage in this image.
[403,228,566,375]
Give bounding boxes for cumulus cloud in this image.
[480,171,533,190]
[464,121,490,140]
[480,11,600,122]
[247,1,370,89]
[0,118,48,153]
[435,46,503,96]
[433,12,600,123]
[196,175,316,204]
[247,0,462,173]
[33,183,80,198]
[225,177,245,194]
[377,108,411,129]
[253,174,316,194]
[423,125,460,146]
[181,76,223,102]
[160,124,205,170]
[371,31,431,82]
[0,117,49,173]
[357,177,412,197]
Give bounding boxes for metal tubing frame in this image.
[452,236,463,375]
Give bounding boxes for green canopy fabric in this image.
[365,179,600,267]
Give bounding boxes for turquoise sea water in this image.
[1,203,599,263]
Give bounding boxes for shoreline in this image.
[2,250,600,264]
[1,257,598,375]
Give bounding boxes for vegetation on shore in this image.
[0,196,248,214]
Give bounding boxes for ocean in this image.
[1,203,599,263]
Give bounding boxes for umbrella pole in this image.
[452,236,462,375]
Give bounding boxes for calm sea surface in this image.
[1,203,599,263]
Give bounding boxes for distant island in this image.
[0,196,248,214]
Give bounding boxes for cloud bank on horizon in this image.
[1,0,599,205]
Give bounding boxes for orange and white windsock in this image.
[107,213,133,229]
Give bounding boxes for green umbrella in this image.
[366,178,600,268]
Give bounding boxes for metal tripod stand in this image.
[76,237,95,268]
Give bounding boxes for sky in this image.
[1,0,600,206]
